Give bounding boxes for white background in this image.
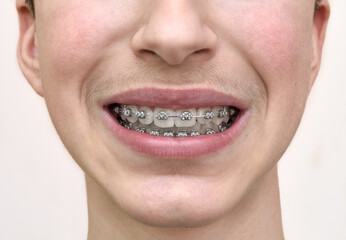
[0,0,345,239]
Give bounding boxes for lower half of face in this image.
[35,0,315,227]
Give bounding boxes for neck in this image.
[86,165,284,240]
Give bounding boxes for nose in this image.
[131,0,217,65]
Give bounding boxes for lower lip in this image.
[103,110,248,158]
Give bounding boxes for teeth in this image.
[205,128,216,135]
[154,108,175,128]
[229,107,237,117]
[156,110,169,120]
[190,130,200,137]
[113,106,121,114]
[212,106,229,125]
[189,122,201,132]
[201,123,217,135]
[163,131,174,137]
[121,105,132,120]
[135,127,146,133]
[175,109,197,127]
[138,106,153,125]
[147,123,156,135]
[126,105,138,123]
[150,129,160,136]
[197,107,213,124]
[124,122,133,130]
[135,110,146,119]
[218,122,230,132]
[176,122,201,135]
[218,107,229,118]
[177,130,188,137]
[113,104,239,137]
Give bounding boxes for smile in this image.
[109,104,239,137]
[102,88,249,157]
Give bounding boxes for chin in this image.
[110,175,242,228]
[126,197,227,228]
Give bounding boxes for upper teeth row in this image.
[114,105,236,119]
[112,105,237,128]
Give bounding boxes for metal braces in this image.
[114,105,237,121]
[118,119,233,137]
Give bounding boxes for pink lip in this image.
[102,88,249,158]
[102,88,248,110]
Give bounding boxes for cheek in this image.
[245,11,312,125]
[216,4,314,157]
[36,1,140,89]
[248,20,297,72]
[230,5,313,108]
[237,9,311,75]
[215,2,314,110]
[38,10,110,81]
[34,3,126,142]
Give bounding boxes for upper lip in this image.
[101,88,248,110]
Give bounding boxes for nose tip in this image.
[131,2,217,65]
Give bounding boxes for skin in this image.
[16,0,330,239]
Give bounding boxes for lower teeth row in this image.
[118,117,233,137]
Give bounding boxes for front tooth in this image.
[212,106,229,125]
[197,107,213,124]
[126,105,138,123]
[175,108,197,127]
[138,106,154,125]
[154,108,175,128]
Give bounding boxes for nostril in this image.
[192,48,212,57]
[140,49,156,55]
[194,49,207,54]
[134,49,159,61]
[136,48,213,66]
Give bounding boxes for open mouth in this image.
[108,104,240,137]
[102,88,248,157]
